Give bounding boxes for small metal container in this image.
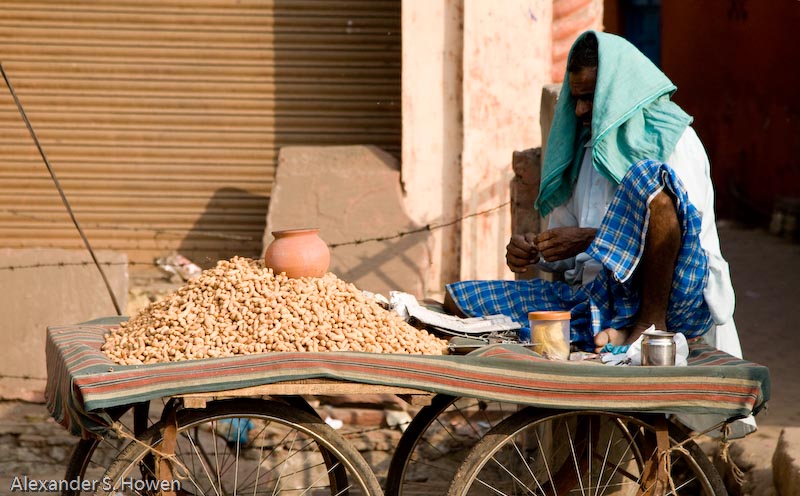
[641,330,676,366]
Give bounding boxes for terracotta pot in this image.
[264,228,330,278]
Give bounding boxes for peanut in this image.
[102,256,448,364]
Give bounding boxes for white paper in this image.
[389,291,520,334]
[624,327,689,366]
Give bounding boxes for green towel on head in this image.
[536,30,693,216]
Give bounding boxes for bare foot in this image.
[593,323,658,353]
[594,328,628,353]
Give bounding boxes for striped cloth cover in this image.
[46,317,770,438]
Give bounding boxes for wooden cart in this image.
[47,317,769,496]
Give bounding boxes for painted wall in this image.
[402,0,607,290]
[459,0,553,281]
[661,2,800,220]
[401,0,463,297]
[552,0,604,82]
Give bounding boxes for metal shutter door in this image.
[0,0,400,272]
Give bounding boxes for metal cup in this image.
[641,330,676,366]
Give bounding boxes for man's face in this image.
[569,66,597,130]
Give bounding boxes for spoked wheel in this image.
[93,398,382,496]
[447,408,727,496]
[62,402,163,496]
[385,394,520,496]
[63,438,106,496]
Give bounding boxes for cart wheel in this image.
[61,396,322,495]
[93,398,382,496]
[385,394,520,496]
[62,438,101,496]
[446,408,727,496]
[61,403,153,496]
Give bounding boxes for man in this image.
[446,31,741,356]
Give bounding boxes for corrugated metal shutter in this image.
[0,0,400,272]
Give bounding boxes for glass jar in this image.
[528,310,571,360]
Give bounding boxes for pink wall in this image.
[661,2,800,220]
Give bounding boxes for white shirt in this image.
[538,126,749,433]
[537,127,740,353]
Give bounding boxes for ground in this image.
[707,222,800,495]
[0,222,796,494]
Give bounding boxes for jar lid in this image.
[528,310,571,320]
[643,329,674,338]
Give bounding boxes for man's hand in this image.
[535,227,597,262]
[506,233,539,273]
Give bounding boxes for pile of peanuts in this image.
[102,256,448,365]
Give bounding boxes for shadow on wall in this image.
[265,145,430,297]
[332,228,430,291]
[176,187,268,269]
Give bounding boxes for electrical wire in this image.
[0,62,122,315]
[0,200,512,271]
[328,201,510,248]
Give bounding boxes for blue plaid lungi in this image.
[447,159,713,351]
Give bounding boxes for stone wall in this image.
[0,249,128,401]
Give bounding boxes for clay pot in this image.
[264,228,330,278]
